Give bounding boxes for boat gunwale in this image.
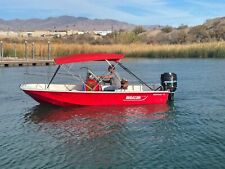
[20,84,170,94]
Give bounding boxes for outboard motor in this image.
[161,72,177,101]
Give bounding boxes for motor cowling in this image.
[161,72,177,101]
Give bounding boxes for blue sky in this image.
[0,0,225,26]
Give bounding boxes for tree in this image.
[161,26,173,33]
[133,26,146,35]
[177,24,188,30]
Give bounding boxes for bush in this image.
[161,26,173,33]
[133,26,146,35]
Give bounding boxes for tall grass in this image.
[2,41,225,59]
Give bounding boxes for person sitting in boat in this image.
[98,64,121,91]
[85,72,102,91]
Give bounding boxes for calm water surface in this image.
[1,59,225,169]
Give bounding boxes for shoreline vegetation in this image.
[1,41,225,59]
[1,17,225,59]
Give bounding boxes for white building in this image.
[93,30,112,36]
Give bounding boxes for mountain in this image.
[0,16,137,31]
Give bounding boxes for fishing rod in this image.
[117,62,154,90]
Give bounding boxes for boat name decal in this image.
[124,96,148,101]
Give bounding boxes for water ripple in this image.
[2,59,225,168]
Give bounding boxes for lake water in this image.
[1,58,225,169]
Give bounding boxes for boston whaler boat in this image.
[20,53,177,106]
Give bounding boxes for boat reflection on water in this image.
[24,104,172,142]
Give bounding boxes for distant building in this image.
[0,29,112,38]
[93,30,112,36]
[77,31,85,35]
[0,31,17,37]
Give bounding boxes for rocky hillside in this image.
[140,16,225,44]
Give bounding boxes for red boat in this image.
[20,53,177,106]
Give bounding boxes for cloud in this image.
[186,0,225,9]
[0,0,224,26]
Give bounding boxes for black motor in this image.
[161,72,177,101]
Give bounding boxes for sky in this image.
[0,0,225,26]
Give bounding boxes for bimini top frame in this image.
[48,53,154,90]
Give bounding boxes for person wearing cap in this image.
[98,64,121,91]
